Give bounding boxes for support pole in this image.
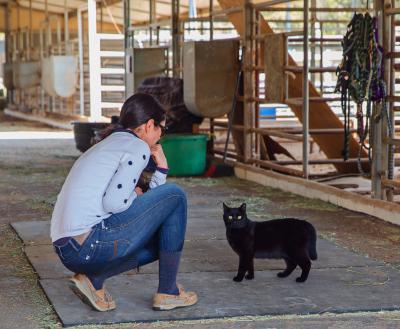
[310,0,316,85]
[370,0,383,198]
[303,0,310,178]
[150,0,156,45]
[209,0,214,40]
[124,0,130,50]
[379,0,393,199]
[45,0,50,56]
[64,0,70,54]
[243,1,255,163]
[319,21,324,93]
[208,0,214,150]
[124,0,131,98]
[5,2,12,106]
[88,0,102,121]
[385,0,394,200]
[77,8,85,116]
[28,0,32,60]
[372,0,384,199]
[172,0,181,78]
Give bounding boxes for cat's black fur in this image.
[223,203,317,283]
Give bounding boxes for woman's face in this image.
[135,119,166,147]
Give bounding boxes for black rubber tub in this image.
[72,122,110,153]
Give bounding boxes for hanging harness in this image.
[335,12,392,176]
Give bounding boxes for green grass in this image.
[28,196,57,216]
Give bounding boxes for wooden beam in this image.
[234,164,400,225]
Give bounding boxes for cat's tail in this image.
[308,224,318,261]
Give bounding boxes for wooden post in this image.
[385,0,395,200]
[243,1,255,163]
[372,0,384,199]
[303,0,310,178]
[172,0,181,78]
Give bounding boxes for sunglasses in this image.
[157,123,168,136]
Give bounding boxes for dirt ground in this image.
[2,111,400,329]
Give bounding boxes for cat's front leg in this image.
[245,258,254,280]
[233,255,247,282]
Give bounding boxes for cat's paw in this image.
[277,272,287,278]
[233,276,243,282]
[296,276,307,283]
[245,273,254,280]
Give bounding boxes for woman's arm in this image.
[149,144,168,189]
[102,148,150,213]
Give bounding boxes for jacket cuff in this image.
[156,166,169,174]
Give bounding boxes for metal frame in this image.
[381,0,399,200]
[3,0,400,202]
[197,0,399,189]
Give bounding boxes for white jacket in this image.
[50,131,166,242]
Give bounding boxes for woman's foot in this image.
[69,273,116,312]
[153,284,198,311]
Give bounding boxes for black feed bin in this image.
[72,122,110,153]
[72,116,119,152]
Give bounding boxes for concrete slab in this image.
[12,217,399,327]
[25,238,380,280]
[41,266,400,327]
[11,220,51,245]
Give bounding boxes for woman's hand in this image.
[150,144,168,169]
[135,186,143,196]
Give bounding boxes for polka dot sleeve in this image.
[102,147,150,213]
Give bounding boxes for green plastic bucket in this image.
[160,134,208,176]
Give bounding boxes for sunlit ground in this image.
[0,131,73,140]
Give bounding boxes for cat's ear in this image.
[223,202,228,210]
[240,203,246,212]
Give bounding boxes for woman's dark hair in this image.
[98,93,166,141]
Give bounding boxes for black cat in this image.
[223,203,317,283]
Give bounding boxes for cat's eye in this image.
[238,216,242,219]
[228,216,233,220]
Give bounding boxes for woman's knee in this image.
[162,183,187,205]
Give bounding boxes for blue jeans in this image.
[54,183,187,287]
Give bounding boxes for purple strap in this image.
[156,167,169,174]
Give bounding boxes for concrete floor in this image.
[2,112,400,328]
